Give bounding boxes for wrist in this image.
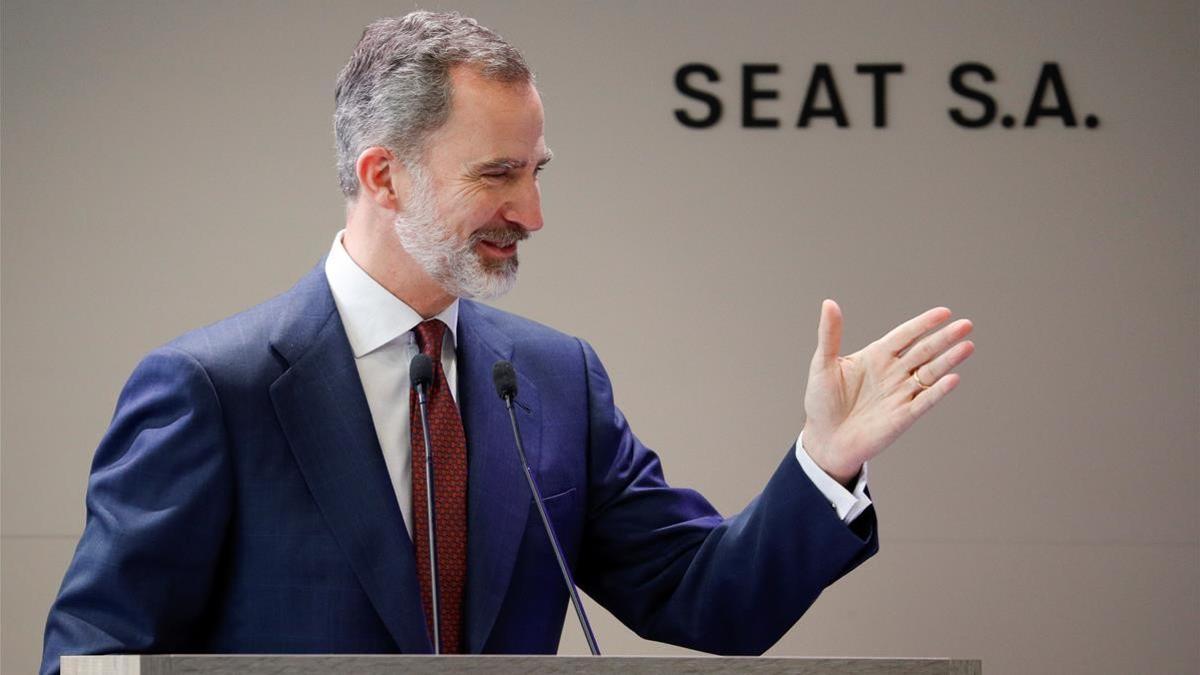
[801,426,861,488]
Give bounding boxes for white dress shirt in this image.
[325,232,459,538]
[323,231,870,536]
[796,432,871,522]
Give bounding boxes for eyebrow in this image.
[469,149,554,174]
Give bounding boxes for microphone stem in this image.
[503,397,601,656]
[416,386,442,654]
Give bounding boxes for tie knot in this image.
[414,319,447,360]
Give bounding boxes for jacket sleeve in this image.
[573,339,878,655]
[41,347,234,675]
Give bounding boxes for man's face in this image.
[394,66,549,299]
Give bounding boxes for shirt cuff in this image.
[794,431,872,524]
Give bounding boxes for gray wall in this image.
[3,1,1197,673]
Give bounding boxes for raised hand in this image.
[801,300,975,485]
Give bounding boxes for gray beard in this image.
[393,165,525,300]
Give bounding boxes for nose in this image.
[501,177,544,233]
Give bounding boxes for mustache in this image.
[469,226,529,247]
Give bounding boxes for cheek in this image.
[446,198,504,235]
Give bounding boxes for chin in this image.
[445,259,519,300]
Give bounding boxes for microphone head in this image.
[492,360,518,400]
[409,354,434,388]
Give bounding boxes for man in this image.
[41,11,974,673]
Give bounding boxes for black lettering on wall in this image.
[948,62,997,128]
[855,63,904,128]
[798,64,849,127]
[674,63,723,128]
[742,64,781,128]
[1025,62,1077,127]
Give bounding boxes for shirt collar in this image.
[324,229,459,358]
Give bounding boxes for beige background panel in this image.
[3,1,1197,674]
[3,538,81,675]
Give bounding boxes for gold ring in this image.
[912,371,932,389]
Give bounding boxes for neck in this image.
[342,213,456,319]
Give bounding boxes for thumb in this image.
[813,299,843,366]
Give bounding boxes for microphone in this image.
[491,360,601,656]
[409,353,442,654]
[492,360,518,400]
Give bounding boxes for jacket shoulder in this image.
[464,300,586,356]
[159,263,332,382]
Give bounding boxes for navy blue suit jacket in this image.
[42,264,877,674]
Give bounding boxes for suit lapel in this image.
[457,300,543,653]
[268,264,433,654]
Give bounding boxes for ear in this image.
[355,147,411,211]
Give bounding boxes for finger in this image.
[900,319,974,371]
[879,306,953,356]
[911,340,975,391]
[813,299,843,366]
[908,372,960,419]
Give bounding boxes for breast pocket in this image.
[532,486,582,568]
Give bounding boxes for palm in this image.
[801,300,975,484]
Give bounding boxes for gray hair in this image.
[333,11,533,198]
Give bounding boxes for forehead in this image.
[426,66,546,164]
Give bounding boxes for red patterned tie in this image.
[409,319,467,653]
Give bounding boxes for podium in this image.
[63,655,981,674]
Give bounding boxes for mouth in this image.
[476,239,518,259]
[472,227,528,260]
